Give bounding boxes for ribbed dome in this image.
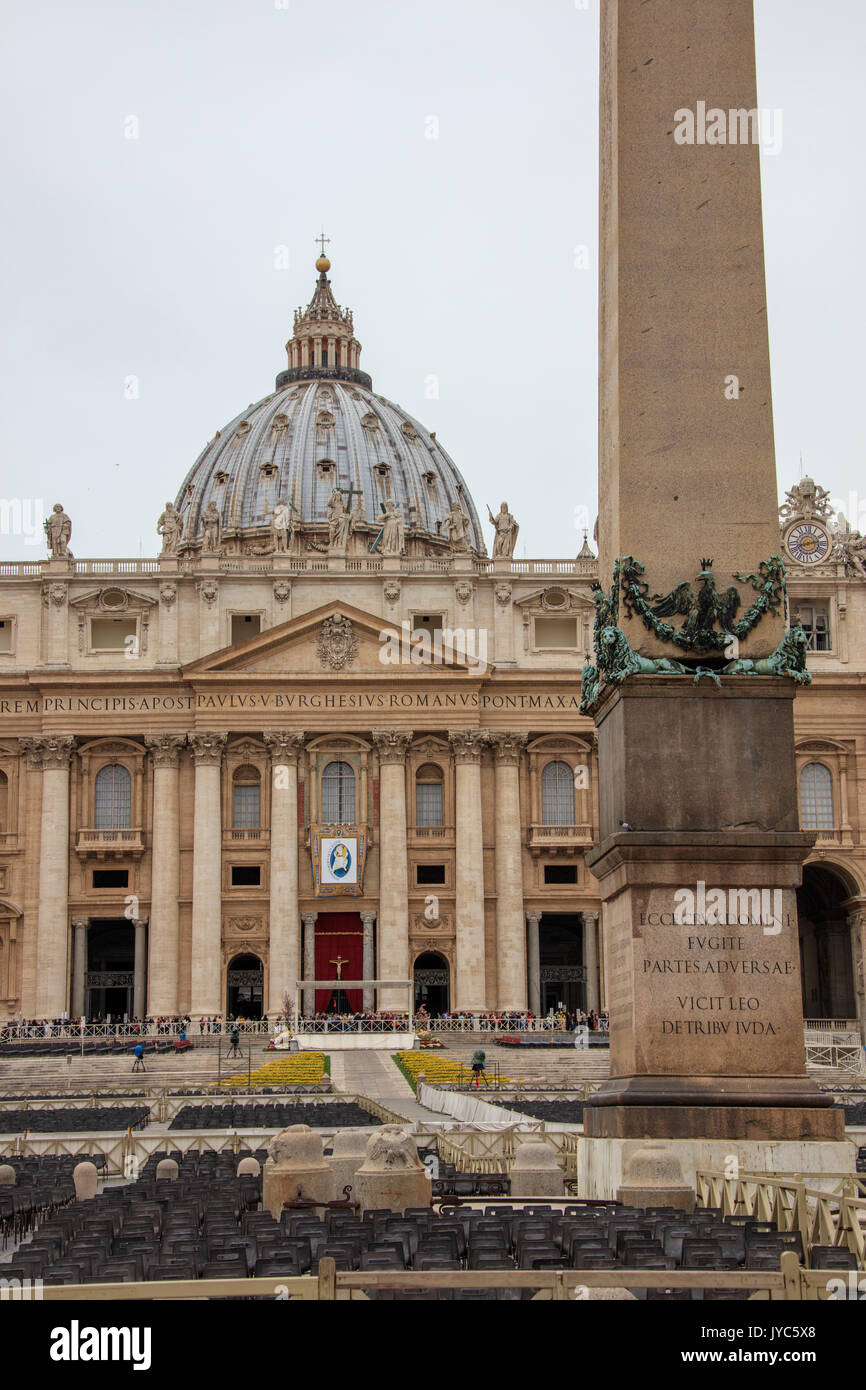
[175,379,485,550]
[174,252,485,555]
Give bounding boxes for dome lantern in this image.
[278,237,370,391]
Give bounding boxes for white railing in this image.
[805,1019,860,1032]
[0,555,600,579]
[806,1041,864,1073]
[74,559,160,575]
[528,823,593,841]
[0,561,41,576]
[75,828,145,851]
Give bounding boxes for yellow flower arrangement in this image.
[394,1050,512,1090]
[219,1052,328,1087]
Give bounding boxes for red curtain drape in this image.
[314,913,364,1012]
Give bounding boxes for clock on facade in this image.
[784,522,831,565]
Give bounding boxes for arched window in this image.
[94,764,131,829]
[233,765,261,829]
[416,763,444,827]
[541,760,574,826]
[800,763,834,830]
[322,760,356,823]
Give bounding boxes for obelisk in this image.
[583,0,844,1164]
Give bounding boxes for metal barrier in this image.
[437,1125,580,1179]
[31,1250,831,1301]
[695,1169,866,1268]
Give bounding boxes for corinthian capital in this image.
[448,729,489,764]
[19,734,76,770]
[188,731,228,766]
[262,730,306,763]
[144,731,187,767]
[487,730,528,764]
[371,728,414,764]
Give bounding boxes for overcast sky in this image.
[1,0,864,559]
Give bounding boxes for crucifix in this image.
[336,482,360,511]
[369,501,388,554]
[316,230,331,257]
[330,954,349,981]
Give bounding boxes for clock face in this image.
[785,522,830,565]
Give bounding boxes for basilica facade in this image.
[0,256,864,1033]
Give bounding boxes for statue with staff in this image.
[157,500,182,556]
[487,500,519,558]
[45,503,72,559]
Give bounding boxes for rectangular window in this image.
[416,782,443,827]
[544,864,578,885]
[411,614,444,639]
[796,605,830,652]
[231,614,261,645]
[233,785,261,828]
[231,864,261,886]
[417,864,446,885]
[90,618,138,651]
[92,869,129,888]
[0,618,13,654]
[535,617,578,648]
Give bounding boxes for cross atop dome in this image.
[315,229,331,271]
[278,238,369,389]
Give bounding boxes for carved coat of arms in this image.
[318,613,358,671]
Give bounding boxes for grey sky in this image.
[1,0,863,559]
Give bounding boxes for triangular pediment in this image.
[183,600,487,679]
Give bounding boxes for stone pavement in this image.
[328,1050,435,1123]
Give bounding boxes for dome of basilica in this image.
[173,255,485,559]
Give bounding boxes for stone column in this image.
[849,908,866,1046]
[449,730,488,1012]
[489,732,528,1009]
[361,911,376,1011]
[827,924,854,1021]
[188,732,227,1016]
[144,732,186,1016]
[582,910,600,1013]
[133,918,148,1019]
[263,731,305,1017]
[21,736,75,1018]
[302,912,317,1017]
[527,912,541,1018]
[582,0,834,1141]
[196,581,221,657]
[371,730,413,1012]
[71,917,88,1019]
[41,579,69,666]
[157,582,179,664]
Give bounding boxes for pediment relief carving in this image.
[513,586,594,612]
[796,738,852,755]
[70,588,158,611]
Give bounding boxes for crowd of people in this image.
[2,1007,610,1041]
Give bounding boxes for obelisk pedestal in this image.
[582,0,851,1186]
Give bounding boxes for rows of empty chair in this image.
[1,1150,262,1285]
[2,1150,859,1297]
[488,1099,585,1124]
[0,1154,106,1247]
[0,1105,149,1134]
[0,1038,190,1058]
[169,1101,380,1130]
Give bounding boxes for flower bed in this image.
[393,1050,512,1091]
[219,1053,329,1088]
